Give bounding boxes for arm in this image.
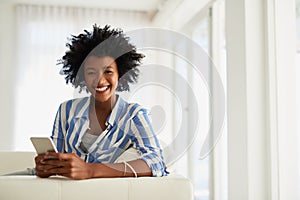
[39,152,151,180]
[130,110,167,177]
[91,159,152,178]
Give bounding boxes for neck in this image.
[90,94,117,114]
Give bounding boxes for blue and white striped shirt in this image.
[51,95,167,176]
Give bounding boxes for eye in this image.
[104,70,113,74]
[86,71,96,75]
[104,66,114,74]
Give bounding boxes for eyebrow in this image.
[85,65,113,70]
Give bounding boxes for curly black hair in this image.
[57,24,144,92]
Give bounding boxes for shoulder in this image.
[59,96,89,107]
[57,96,90,114]
[119,97,149,119]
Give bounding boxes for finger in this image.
[36,161,59,170]
[46,166,71,175]
[36,169,48,176]
[42,159,63,167]
[47,152,77,161]
[35,154,45,163]
[45,152,68,160]
[37,172,53,178]
[35,164,45,171]
[44,158,78,169]
[36,167,56,178]
[44,152,60,160]
[43,165,64,172]
[43,159,74,169]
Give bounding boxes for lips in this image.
[95,85,109,93]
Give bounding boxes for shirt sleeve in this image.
[50,103,66,153]
[130,109,168,177]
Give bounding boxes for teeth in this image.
[95,86,108,92]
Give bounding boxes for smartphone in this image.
[30,137,58,155]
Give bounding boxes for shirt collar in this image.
[106,95,125,126]
[73,95,126,127]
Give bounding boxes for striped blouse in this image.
[51,95,167,176]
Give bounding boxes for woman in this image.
[34,25,167,180]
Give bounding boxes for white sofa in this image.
[0,152,193,200]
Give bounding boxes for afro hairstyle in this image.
[57,24,144,92]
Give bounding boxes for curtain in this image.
[14,4,151,150]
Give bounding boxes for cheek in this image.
[114,75,119,84]
[84,76,94,87]
[112,77,118,86]
[83,75,89,83]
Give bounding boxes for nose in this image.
[96,73,106,85]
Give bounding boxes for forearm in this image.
[90,159,152,178]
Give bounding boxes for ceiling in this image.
[1,0,207,29]
[2,0,168,15]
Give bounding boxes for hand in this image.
[41,152,93,180]
[34,154,56,178]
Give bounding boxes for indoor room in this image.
[0,0,299,199]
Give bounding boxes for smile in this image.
[95,86,109,92]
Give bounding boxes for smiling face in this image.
[84,56,119,103]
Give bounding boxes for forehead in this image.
[84,56,117,69]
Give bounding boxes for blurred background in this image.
[0,0,299,199]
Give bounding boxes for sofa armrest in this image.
[0,175,193,200]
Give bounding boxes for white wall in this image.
[0,2,16,150]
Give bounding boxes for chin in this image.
[94,94,113,103]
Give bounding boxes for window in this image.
[296,0,300,188]
[171,1,227,199]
